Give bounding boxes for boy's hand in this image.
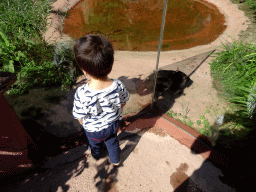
[78,119,83,125]
[119,114,131,131]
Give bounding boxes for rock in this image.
[215,115,224,126]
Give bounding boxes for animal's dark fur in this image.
[143,70,192,99]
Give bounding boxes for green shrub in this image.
[210,41,256,99]
[0,31,25,73]
[53,40,83,83]
[229,80,256,128]
[210,41,256,131]
[0,0,82,94]
[246,0,256,12]
[0,0,50,39]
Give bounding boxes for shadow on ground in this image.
[175,116,256,192]
[212,112,256,191]
[0,154,89,192]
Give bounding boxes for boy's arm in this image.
[73,88,87,125]
[119,81,130,107]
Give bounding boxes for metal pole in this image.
[151,0,169,109]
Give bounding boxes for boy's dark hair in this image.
[73,34,114,79]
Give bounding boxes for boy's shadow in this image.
[0,153,89,192]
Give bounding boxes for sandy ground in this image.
[0,0,247,191]
[0,128,236,192]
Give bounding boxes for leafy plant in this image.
[209,40,256,149]
[166,111,173,117]
[181,102,191,117]
[53,40,82,83]
[187,120,193,127]
[229,80,256,128]
[0,31,25,73]
[203,119,211,128]
[210,41,256,99]
[246,0,256,12]
[200,127,208,136]
[0,0,51,39]
[0,0,83,95]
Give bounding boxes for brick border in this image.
[156,113,229,168]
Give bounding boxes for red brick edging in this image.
[159,114,229,167]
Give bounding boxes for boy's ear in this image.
[82,70,87,76]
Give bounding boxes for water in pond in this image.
[63,0,226,51]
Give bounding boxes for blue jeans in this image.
[85,120,120,164]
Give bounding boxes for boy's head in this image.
[73,34,114,79]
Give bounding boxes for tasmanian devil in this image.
[142,69,192,99]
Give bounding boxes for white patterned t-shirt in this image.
[72,79,130,132]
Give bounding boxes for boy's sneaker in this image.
[112,161,120,166]
[85,146,92,157]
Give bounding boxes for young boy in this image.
[72,34,130,165]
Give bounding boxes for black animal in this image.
[143,69,192,99]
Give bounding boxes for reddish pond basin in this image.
[63,0,226,51]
